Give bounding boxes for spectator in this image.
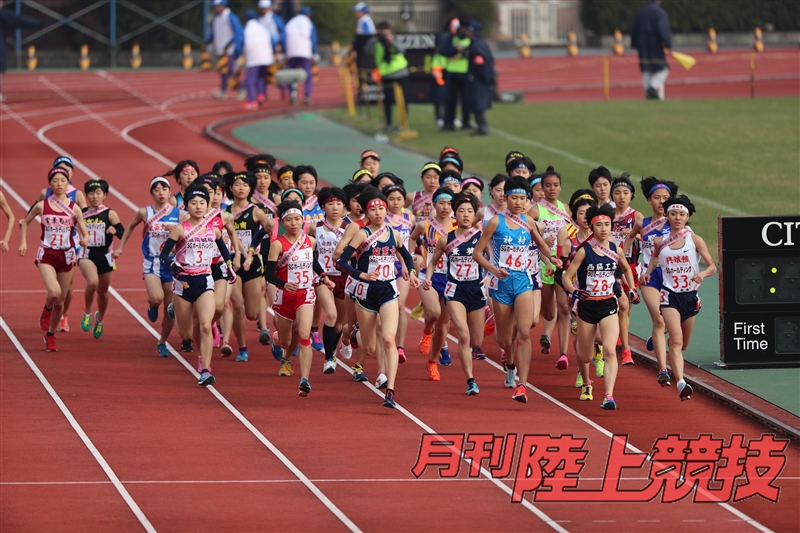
[631,0,672,100]
[285,5,318,105]
[0,0,42,102]
[464,21,495,136]
[369,21,410,132]
[258,0,285,51]
[242,9,276,110]
[353,2,375,36]
[440,18,472,131]
[429,19,455,128]
[208,0,244,100]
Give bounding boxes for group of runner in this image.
[7,147,716,410]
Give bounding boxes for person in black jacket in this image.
[0,0,42,102]
[463,21,495,136]
[631,0,672,100]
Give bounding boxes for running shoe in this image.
[350,323,360,349]
[410,301,424,320]
[439,345,452,366]
[539,334,551,354]
[80,313,92,332]
[375,372,388,389]
[57,316,69,332]
[43,335,57,352]
[512,384,528,403]
[157,343,170,357]
[278,359,293,376]
[570,320,577,335]
[594,356,605,378]
[310,331,323,351]
[555,354,569,370]
[323,358,337,374]
[383,390,396,408]
[221,342,233,357]
[418,330,433,356]
[646,336,654,351]
[352,362,368,382]
[575,371,584,388]
[298,378,312,396]
[256,319,262,331]
[92,313,103,339]
[339,342,353,360]
[580,385,593,401]
[398,347,407,364]
[466,381,480,395]
[241,101,259,111]
[181,339,193,353]
[271,331,284,361]
[600,395,617,410]
[679,382,693,401]
[426,360,440,381]
[616,337,623,351]
[236,349,249,362]
[146,305,158,323]
[657,369,671,387]
[621,349,634,365]
[198,370,216,387]
[167,302,175,320]
[504,365,517,388]
[471,347,487,360]
[484,310,496,336]
[39,305,53,331]
[594,342,603,360]
[258,329,271,346]
[213,324,221,348]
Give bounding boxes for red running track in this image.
[1,70,798,532]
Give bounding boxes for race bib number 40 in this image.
[369,255,395,281]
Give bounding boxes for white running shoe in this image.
[339,342,353,360]
[323,359,337,374]
[504,366,517,388]
[375,372,388,389]
[213,90,227,100]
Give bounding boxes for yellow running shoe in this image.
[278,358,293,376]
[580,384,593,401]
[410,301,425,320]
[426,360,440,381]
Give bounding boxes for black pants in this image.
[383,76,409,127]
[474,109,489,133]
[444,72,471,128]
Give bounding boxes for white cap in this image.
[259,0,272,8]
[353,2,369,12]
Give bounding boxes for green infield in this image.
[325,97,800,253]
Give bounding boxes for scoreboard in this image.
[718,215,800,367]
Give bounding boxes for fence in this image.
[370,1,441,33]
[497,0,581,44]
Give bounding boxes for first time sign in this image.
[718,215,800,367]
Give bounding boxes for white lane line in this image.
[108,287,362,533]
[2,477,517,486]
[491,127,747,215]
[0,317,156,533]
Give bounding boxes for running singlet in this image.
[356,227,398,282]
[641,216,671,268]
[423,218,457,274]
[228,204,259,252]
[40,197,76,251]
[175,220,215,276]
[613,209,637,262]
[142,205,181,259]
[82,206,113,251]
[174,191,185,210]
[388,209,413,250]
[315,219,348,276]
[209,212,226,265]
[303,198,325,226]
[412,191,434,221]
[491,214,531,273]
[275,235,314,289]
[659,232,700,293]
[445,229,483,286]
[538,199,569,256]
[576,242,619,299]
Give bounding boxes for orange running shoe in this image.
[484,307,495,336]
[426,360,440,381]
[418,330,433,356]
[621,349,634,365]
[512,384,527,403]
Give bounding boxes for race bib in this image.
[354,280,369,299]
[44,224,72,250]
[369,255,395,281]
[288,260,313,289]
[444,281,457,298]
[64,248,76,265]
[236,229,252,251]
[587,269,615,297]
[659,289,669,305]
[185,239,214,267]
[499,244,527,272]
[86,222,106,248]
[274,288,284,306]
[449,256,479,281]
[428,245,446,274]
[318,246,339,275]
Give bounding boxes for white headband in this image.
[150,176,170,189]
[281,208,303,220]
[667,204,689,214]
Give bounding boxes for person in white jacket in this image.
[242,9,276,109]
[285,6,318,105]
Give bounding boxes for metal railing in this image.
[497,0,581,44]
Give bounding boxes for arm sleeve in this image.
[313,254,325,276]
[251,226,267,248]
[216,238,232,263]
[398,244,415,273]
[335,245,363,278]
[113,223,125,240]
[159,238,177,264]
[264,260,285,288]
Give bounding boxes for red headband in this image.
[322,195,343,206]
[590,214,612,225]
[366,199,387,211]
[181,165,197,174]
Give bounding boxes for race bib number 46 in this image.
[500,245,527,272]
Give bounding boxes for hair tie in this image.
[590,214,612,225]
[433,193,453,203]
[648,183,671,195]
[281,208,303,219]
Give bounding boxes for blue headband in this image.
[515,163,529,171]
[529,177,542,187]
[612,182,633,193]
[648,183,671,195]
[441,176,460,184]
[506,188,529,197]
[441,157,461,168]
[53,156,74,168]
[434,193,453,203]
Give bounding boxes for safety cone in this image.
[331,41,341,66]
[567,31,579,57]
[27,45,37,70]
[753,27,764,53]
[182,44,193,69]
[518,33,531,58]
[131,43,142,69]
[612,30,624,56]
[707,28,718,53]
[79,44,90,70]
[200,44,212,71]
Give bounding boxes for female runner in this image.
[405,162,441,222]
[588,166,614,207]
[481,174,507,338]
[360,150,381,176]
[644,195,715,401]
[167,160,199,209]
[384,183,416,363]
[0,191,14,252]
